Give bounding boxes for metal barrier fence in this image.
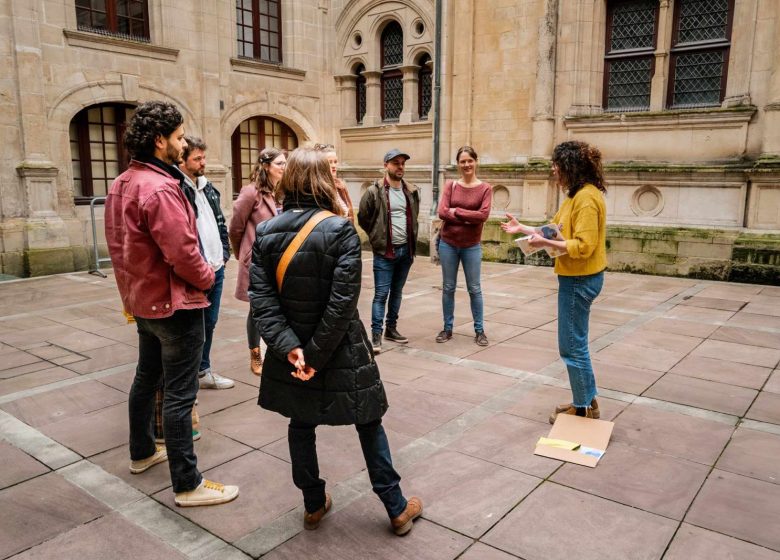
[89,196,110,277]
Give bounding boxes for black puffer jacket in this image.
[248,196,388,425]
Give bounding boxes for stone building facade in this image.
[2,0,779,281]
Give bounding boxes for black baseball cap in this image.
[383,149,411,163]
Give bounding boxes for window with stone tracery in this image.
[381,21,404,122]
[417,53,433,120]
[355,64,367,124]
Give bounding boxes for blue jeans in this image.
[439,240,484,333]
[131,309,203,493]
[200,266,224,372]
[557,272,604,408]
[288,419,407,518]
[371,244,413,334]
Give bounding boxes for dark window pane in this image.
[382,22,403,67]
[671,50,724,107]
[383,76,403,120]
[606,57,652,111]
[355,65,366,123]
[610,0,657,52]
[419,58,432,119]
[677,0,729,44]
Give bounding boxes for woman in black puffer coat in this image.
[248,147,422,536]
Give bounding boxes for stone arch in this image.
[347,56,369,74]
[409,46,432,67]
[220,98,316,148]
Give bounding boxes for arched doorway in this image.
[230,116,298,195]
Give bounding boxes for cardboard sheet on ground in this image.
[534,414,614,467]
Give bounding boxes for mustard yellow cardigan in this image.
[552,184,607,276]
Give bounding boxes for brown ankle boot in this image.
[303,493,332,530]
[390,497,423,536]
[549,404,595,424]
[250,347,263,376]
[554,398,599,419]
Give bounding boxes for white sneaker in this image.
[130,445,167,474]
[199,369,235,390]
[175,479,239,507]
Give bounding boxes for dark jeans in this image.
[288,419,407,518]
[246,310,261,349]
[200,266,224,372]
[371,244,413,334]
[130,309,203,493]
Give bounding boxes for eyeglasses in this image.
[272,161,286,168]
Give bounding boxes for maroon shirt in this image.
[437,180,492,248]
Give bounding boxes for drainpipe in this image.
[430,0,443,215]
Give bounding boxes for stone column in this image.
[723,0,758,107]
[334,74,358,127]
[568,0,604,115]
[530,0,559,160]
[399,64,420,124]
[649,0,672,111]
[759,0,780,157]
[11,0,72,275]
[362,70,382,126]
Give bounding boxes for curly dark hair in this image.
[123,101,184,159]
[182,136,207,161]
[552,140,606,198]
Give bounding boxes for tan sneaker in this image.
[175,479,239,507]
[549,404,595,424]
[303,493,332,530]
[391,497,423,536]
[250,347,263,376]
[554,398,600,419]
[130,445,167,474]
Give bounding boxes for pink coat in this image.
[229,184,277,301]
[105,160,214,318]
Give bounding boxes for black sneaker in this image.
[436,330,453,343]
[371,332,382,353]
[384,327,408,343]
[475,332,489,346]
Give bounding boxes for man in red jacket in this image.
[105,100,238,507]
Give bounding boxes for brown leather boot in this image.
[391,497,423,536]
[554,398,600,419]
[549,404,595,425]
[303,493,332,530]
[250,347,263,376]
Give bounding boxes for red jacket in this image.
[105,160,215,319]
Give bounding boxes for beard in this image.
[165,143,183,165]
[388,169,404,181]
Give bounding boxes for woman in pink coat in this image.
[229,147,286,375]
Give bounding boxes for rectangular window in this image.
[382,73,403,122]
[604,0,659,112]
[236,0,282,63]
[668,0,733,108]
[76,0,149,42]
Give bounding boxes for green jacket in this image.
[358,178,420,257]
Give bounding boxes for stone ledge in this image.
[229,57,306,80]
[63,29,179,62]
[564,106,757,132]
[340,121,432,141]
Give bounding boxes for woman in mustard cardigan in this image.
[501,140,607,423]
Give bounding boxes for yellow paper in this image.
[537,437,581,451]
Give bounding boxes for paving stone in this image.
[670,355,771,389]
[665,523,780,560]
[10,511,188,560]
[596,294,660,312]
[0,379,127,427]
[482,483,677,560]
[153,451,301,542]
[504,384,625,424]
[594,342,685,372]
[46,331,117,352]
[458,542,519,560]
[663,305,736,324]
[537,320,618,341]
[453,319,529,345]
[63,343,139,374]
[710,325,780,350]
[372,351,436,385]
[448,412,562,478]
[470,336,561,373]
[551,442,709,520]
[726,312,780,331]
[691,339,780,369]
[25,344,75,360]
[687,469,780,552]
[407,365,516,405]
[97,367,136,393]
[591,360,665,395]
[618,329,704,354]
[0,359,61,379]
[742,301,780,317]
[486,307,557,329]
[38,401,127,457]
[765,370,780,394]
[381,386,472,439]
[0,366,77,396]
[611,403,734,465]
[261,495,472,560]
[262,423,412,486]
[196,379,256,415]
[401,449,540,538]
[678,296,746,311]
[0,472,110,558]
[717,427,780,485]
[0,350,42,372]
[643,373,758,416]
[639,317,720,338]
[0,439,49,489]
[588,308,637,325]
[204,399,290,448]
[747,392,780,425]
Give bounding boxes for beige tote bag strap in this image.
[276,210,336,291]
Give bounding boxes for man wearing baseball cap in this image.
[358,149,420,353]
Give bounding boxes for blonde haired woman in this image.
[314,143,354,222]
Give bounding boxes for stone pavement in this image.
[1,256,779,560]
